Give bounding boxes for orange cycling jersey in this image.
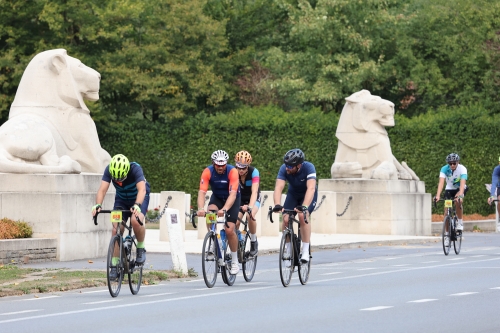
[199,164,240,200]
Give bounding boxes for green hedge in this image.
[98,104,498,215]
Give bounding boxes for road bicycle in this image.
[94,209,143,297]
[434,198,462,255]
[236,207,257,282]
[191,210,237,288]
[268,206,311,287]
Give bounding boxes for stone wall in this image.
[0,238,57,264]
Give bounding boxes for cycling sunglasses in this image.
[448,162,457,166]
[285,164,296,170]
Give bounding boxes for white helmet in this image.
[211,150,229,165]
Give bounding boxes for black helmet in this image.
[446,153,460,163]
[283,149,305,166]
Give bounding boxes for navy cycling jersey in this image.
[277,161,317,196]
[239,166,261,201]
[199,164,240,201]
[102,162,151,201]
[491,164,500,197]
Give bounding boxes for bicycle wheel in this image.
[106,235,123,297]
[442,216,451,256]
[202,232,218,288]
[299,243,311,285]
[128,237,143,295]
[221,244,236,286]
[279,230,293,287]
[453,217,462,255]
[242,234,257,282]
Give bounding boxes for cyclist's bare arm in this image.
[435,177,445,200]
[273,179,286,205]
[93,180,110,216]
[456,179,466,198]
[302,179,316,208]
[197,190,207,216]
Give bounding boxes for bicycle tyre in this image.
[442,216,451,256]
[242,234,257,282]
[128,236,143,295]
[299,243,311,285]
[202,232,218,288]
[107,235,123,297]
[279,230,293,287]
[453,217,462,255]
[221,242,236,286]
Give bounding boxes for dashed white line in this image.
[490,287,500,290]
[1,310,41,316]
[408,299,438,303]
[448,258,465,261]
[139,292,174,298]
[22,296,60,301]
[320,272,342,276]
[393,264,410,267]
[357,268,376,271]
[360,306,393,311]
[194,287,221,291]
[448,292,478,296]
[82,290,108,294]
[422,261,438,263]
[470,255,486,258]
[382,258,399,260]
[83,300,119,305]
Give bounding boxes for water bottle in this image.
[236,229,244,243]
[219,229,227,251]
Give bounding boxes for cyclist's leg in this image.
[248,194,260,256]
[298,190,317,262]
[443,190,456,232]
[283,194,299,257]
[497,187,500,216]
[130,196,149,243]
[111,202,128,268]
[225,196,241,274]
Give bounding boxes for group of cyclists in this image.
[91,148,500,279]
[91,148,317,278]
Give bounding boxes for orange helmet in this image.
[235,151,252,168]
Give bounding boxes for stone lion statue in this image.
[0,49,110,174]
[331,90,419,181]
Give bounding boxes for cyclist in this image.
[272,148,317,264]
[91,154,150,278]
[234,150,261,257]
[197,150,241,275]
[433,153,468,232]
[487,156,500,215]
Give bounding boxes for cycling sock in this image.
[302,242,310,254]
[250,233,257,242]
[137,241,145,249]
[112,257,119,266]
[231,251,238,261]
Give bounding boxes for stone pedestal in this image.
[318,179,431,236]
[0,173,115,261]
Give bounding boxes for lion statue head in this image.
[331,90,418,180]
[0,49,110,174]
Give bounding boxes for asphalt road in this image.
[1,233,500,333]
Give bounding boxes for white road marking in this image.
[320,272,342,275]
[490,287,500,290]
[194,287,222,291]
[82,290,108,294]
[470,255,486,258]
[393,264,410,267]
[448,292,478,296]
[382,258,399,260]
[0,286,274,324]
[360,306,393,311]
[448,258,465,261]
[185,279,204,283]
[357,268,376,271]
[139,293,174,298]
[1,310,41,316]
[83,300,119,305]
[422,261,438,263]
[408,299,438,303]
[22,296,60,301]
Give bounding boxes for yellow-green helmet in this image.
[109,154,130,181]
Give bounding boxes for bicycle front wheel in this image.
[279,230,293,287]
[221,246,236,286]
[128,237,143,295]
[243,234,257,282]
[107,235,123,297]
[299,243,311,285]
[202,232,218,288]
[442,216,451,256]
[453,217,462,255]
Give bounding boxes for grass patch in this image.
[0,265,40,282]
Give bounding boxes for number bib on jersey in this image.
[444,200,453,208]
[111,210,122,223]
[206,213,217,224]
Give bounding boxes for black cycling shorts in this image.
[444,187,468,200]
[208,194,241,223]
